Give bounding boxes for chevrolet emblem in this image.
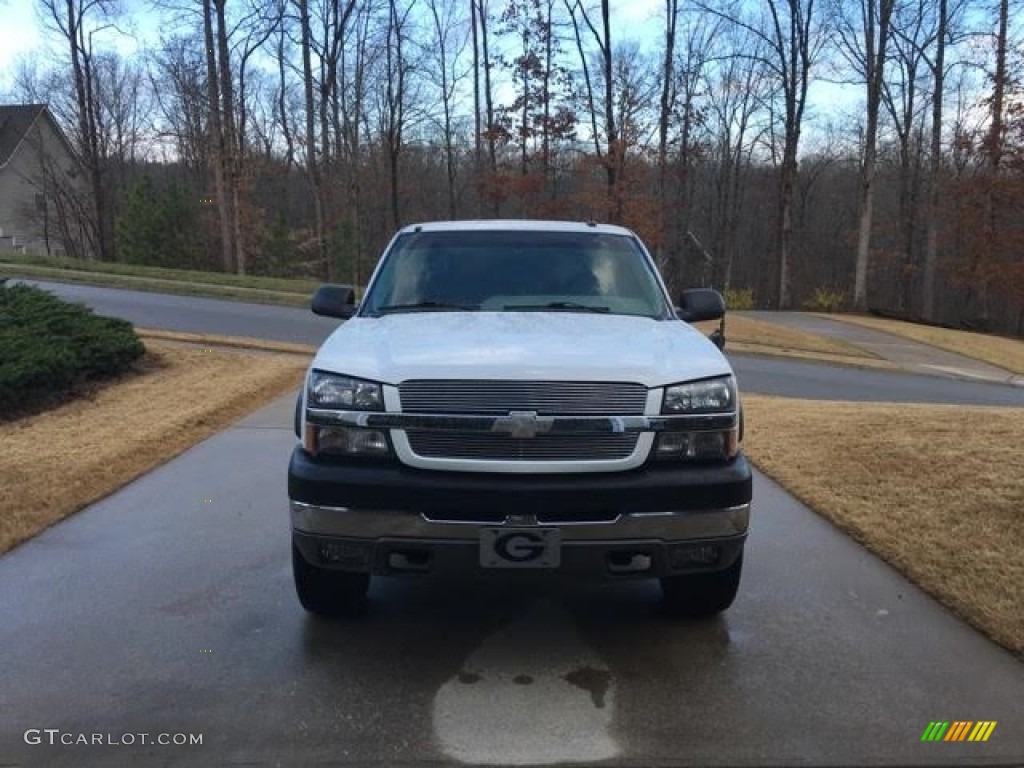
[492,411,554,439]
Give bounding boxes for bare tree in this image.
[566,0,618,218]
[380,0,414,230]
[294,0,328,275]
[833,0,896,310]
[565,0,601,165]
[705,23,770,290]
[426,0,470,218]
[472,0,500,211]
[669,13,721,287]
[151,36,209,185]
[704,0,824,307]
[656,0,680,267]
[340,3,375,287]
[881,0,932,311]
[39,0,119,260]
[973,0,1010,322]
[471,0,483,203]
[922,0,952,320]
[201,0,233,271]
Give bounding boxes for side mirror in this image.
[676,288,726,323]
[311,284,357,319]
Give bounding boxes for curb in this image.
[136,328,317,356]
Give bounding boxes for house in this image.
[0,104,83,256]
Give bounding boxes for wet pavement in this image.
[1,395,1021,767]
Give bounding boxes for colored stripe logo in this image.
[921,721,997,742]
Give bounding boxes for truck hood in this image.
[311,312,733,387]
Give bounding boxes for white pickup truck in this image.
[289,220,751,617]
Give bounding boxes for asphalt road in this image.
[19,280,1024,406]
[1,280,1022,766]
[18,279,342,345]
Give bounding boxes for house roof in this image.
[0,104,55,168]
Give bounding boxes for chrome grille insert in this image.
[398,380,647,415]
[406,431,639,461]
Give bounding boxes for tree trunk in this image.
[778,153,796,309]
[600,0,616,216]
[61,0,110,260]
[479,1,498,214]
[428,0,457,219]
[214,0,243,275]
[541,0,554,200]
[471,0,482,214]
[975,0,1009,323]
[203,0,232,272]
[922,0,946,320]
[853,0,894,311]
[657,0,678,271]
[297,0,327,278]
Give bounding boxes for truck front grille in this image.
[398,380,647,415]
[406,431,638,461]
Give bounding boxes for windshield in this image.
[361,230,671,318]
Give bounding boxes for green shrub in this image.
[804,287,846,313]
[723,287,755,311]
[0,282,145,418]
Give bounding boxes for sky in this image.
[0,2,44,83]
[0,0,680,94]
[0,0,860,138]
[0,0,161,92]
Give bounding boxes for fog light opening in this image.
[388,549,431,572]
[670,544,721,570]
[607,551,653,574]
[318,540,371,568]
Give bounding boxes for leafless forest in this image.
[6,0,1023,333]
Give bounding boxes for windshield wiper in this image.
[375,301,480,314]
[503,301,611,313]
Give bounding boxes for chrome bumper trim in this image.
[290,500,750,542]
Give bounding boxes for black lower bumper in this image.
[293,531,746,579]
[288,448,753,517]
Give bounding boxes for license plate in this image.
[479,528,561,569]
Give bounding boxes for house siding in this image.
[0,110,82,255]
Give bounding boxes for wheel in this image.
[292,544,370,616]
[661,552,743,618]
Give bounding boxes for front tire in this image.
[661,552,743,618]
[292,544,370,616]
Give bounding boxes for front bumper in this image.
[289,448,751,578]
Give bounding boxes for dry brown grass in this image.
[136,328,317,355]
[695,315,894,370]
[0,340,307,555]
[823,314,1024,375]
[743,394,1024,654]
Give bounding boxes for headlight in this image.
[308,370,383,410]
[653,430,738,461]
[304,371,390,457]
[304,425,390,457]
[657,376,738,461]
[662,376,735,414]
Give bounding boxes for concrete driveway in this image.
[1,394,1022,767]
